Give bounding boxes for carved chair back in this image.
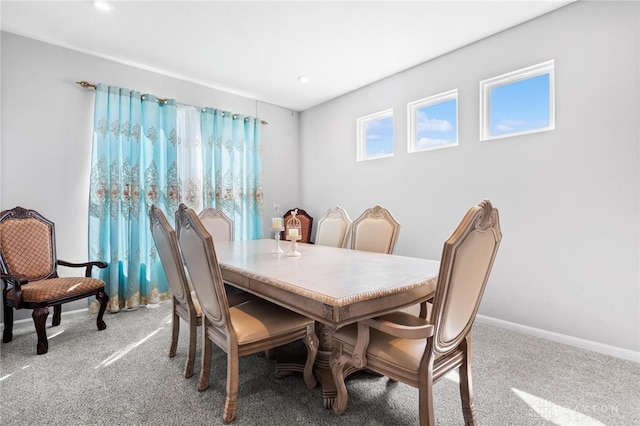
[315,206,352,248]
[0,206,108,354]
[350,205,400,254]
[198,207,234,242]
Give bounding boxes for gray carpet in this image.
[1,302,638,425]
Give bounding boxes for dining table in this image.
[214,238,440,409]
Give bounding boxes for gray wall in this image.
[1,1,638,360]
[0,31,300,320]
[299,1,639,356]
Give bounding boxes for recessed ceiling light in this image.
[94,1,112,12]
[297,75,310,84]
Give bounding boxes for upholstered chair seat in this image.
[331,200,502,426]
[0,206,109,355]
[177,204,318,423]
[5,276,105,303]
[150,205,253,379]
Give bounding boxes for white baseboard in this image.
[4,308,638,363]
[476,314,640,363]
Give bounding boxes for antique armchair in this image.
[149,205,253,378]
[280,208,313,243]
[0,206,108,354]
[330,199,502,425]
[314,205,352,248]
[176,204,318,423]
[350,205,401,254]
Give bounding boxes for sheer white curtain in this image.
[176,104,204,212]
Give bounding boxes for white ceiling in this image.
[1,0,574,111]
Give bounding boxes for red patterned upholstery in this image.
[281,208,314,243]
[0,217,55,280]
[0,206,109,354]
[5,277,105,303]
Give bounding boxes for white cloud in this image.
[417,111,452,133]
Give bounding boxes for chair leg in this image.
[224,348,240,423]
[418,372,436,426]
[2,304,13,343]
[169,304,179,359]
[198,326,212,392]
[302,324,319,389]
[32,307,50,355]
[52,304,62,326]
[184,315,197,379]
[418,360,436,426]
[459,337,478,426]
[96,290,108,330]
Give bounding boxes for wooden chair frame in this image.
[176,204,318,423]
[149,205,201,378]
[0,206,108,354]
[330,199,502,425]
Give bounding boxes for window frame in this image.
[356,108,394,162]
[480,60,555,141]
[407,89,458,153]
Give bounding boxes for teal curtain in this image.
[200,108,263,240]
[88,84,262,312]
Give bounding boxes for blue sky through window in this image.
[365,115,394,158]
[416,98,457,149]
[490,73,550,137]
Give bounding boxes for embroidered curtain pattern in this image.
[200,107,263,240]
[89,84,263,312]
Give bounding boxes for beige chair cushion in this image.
[334,314,429,374]
[231,299,314,345]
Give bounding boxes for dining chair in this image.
[149,205,253,379]
[176,204,318,423]
[350,205,401,254]
[0,206,108,354]
[314,206,352,248]
[197,206,257,304]
[198,207,234,242]
[281,208,313,243]
[330,199,502,426]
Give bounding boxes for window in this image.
[408,89,458,153]
[357,109,394,161]
[480,60,555,141]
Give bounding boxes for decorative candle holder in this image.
[271,203,284,254]
[286,209,302,257]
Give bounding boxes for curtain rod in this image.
[76,81,268,125]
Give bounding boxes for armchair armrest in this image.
[349,313,434,368]
[363,312,434,339]
[1,273,27,306]
[58,260,107,278]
